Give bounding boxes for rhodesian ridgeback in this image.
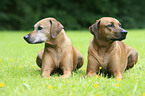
[87,17,138,79]
[24,18,84,78]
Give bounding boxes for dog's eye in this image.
[107,24,114,27]
[38,26,43,30]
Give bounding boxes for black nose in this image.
[121,31,127,36]
[23,34,29,41]
[121,29,127,36]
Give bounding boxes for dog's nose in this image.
[23,34,29,40]
[121,29,127,36]
[121,31,127,36]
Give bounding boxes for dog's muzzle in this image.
[23,34,32,43]
[121,29,127,37]
[24,34,29,40]
[24,34,43,44]
[111,28,128,41]
[120,29,128,40]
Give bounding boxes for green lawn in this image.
[0,30,145,96]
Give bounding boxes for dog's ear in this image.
[89,20,101,38]
[50,19,64,38]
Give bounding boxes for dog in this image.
[86,17,138,79]
[24,18,84,78]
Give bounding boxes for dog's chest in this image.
[93,47,116,69]
[47,47,67,67]
[97,49,110,63]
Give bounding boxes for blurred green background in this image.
[0,0,145,30]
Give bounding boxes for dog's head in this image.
[89,17,127,41]
[24,18,64,44]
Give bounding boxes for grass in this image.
[0,29,145,96]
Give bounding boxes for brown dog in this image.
[87,17,138,79]
[24,18,84,78]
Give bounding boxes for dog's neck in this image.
[92,37,117,57]
[93,37,114,47]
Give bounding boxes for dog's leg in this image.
[36,49,44,68]
[86,54,100,76]
[74,48,84,69]
[110,60,124,79]
[114,71,123,80]
[41,53,55,78]
[108,54,123,79]
[60,53,73,78]
[127,48,138,69]
[77,56,84,69]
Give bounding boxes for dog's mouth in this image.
[23,35,43,44]
[110,36,126,41]
[25,40,43,44]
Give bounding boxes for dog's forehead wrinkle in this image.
[34,18,55,27]
[100,17,120,24]
[39,25,44,28]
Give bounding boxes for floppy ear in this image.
[89,20,101,38]
[50,19,64,38]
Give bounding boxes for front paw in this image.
[86,72,97,76]
[42,73,51,78]
[59,72,72,78]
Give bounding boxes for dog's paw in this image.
[59,74,71,78]
[42,74,52,79]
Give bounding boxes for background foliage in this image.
[0,0,145,30]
